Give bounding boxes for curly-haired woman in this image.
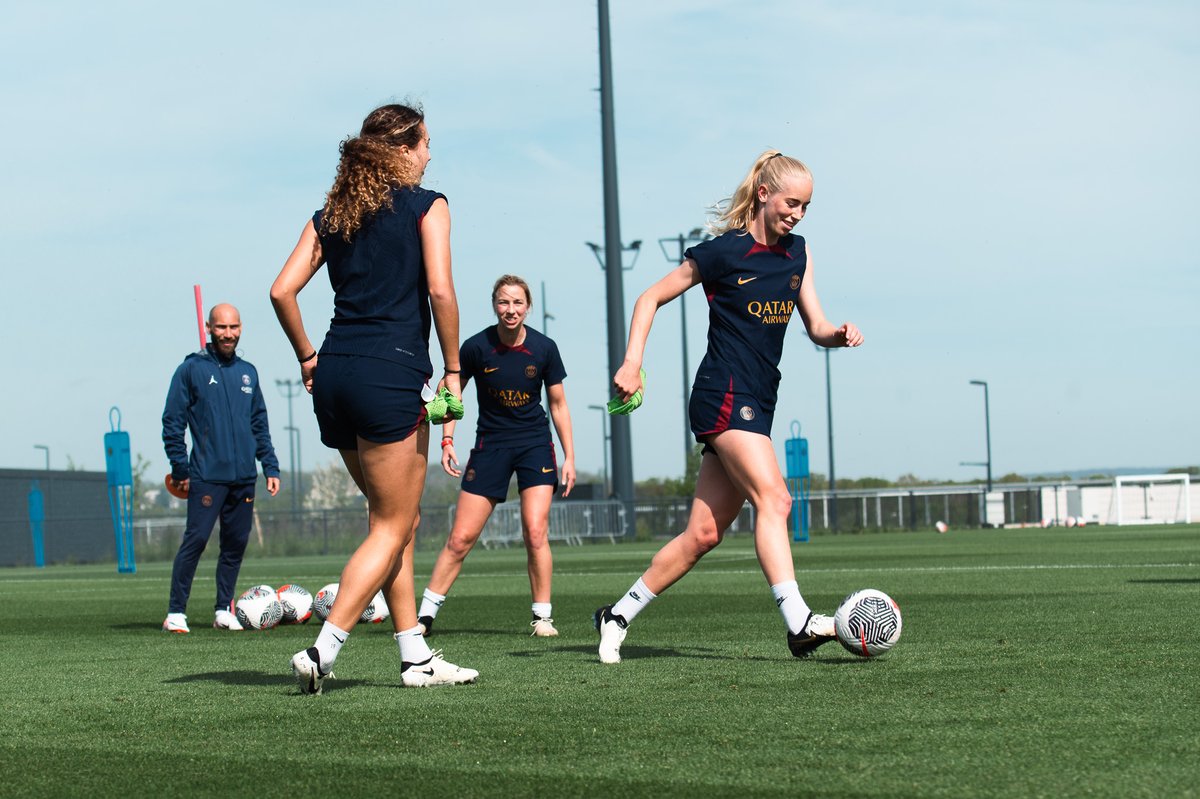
[271,103,478,692]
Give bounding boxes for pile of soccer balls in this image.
[233,582,390,630]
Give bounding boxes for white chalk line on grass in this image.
[5,561,1196,590]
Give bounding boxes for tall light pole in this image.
[34,445,49,471]
[276,379,302,515]
[968,380,992,492]
[587,404,610,497]
[658,228,707,474]
[596,0,635,531]
[540,280,555,335]
[817,346,838,532]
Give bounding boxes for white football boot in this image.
[593,605,627,664]
[787,612,836,658]
[291,647,333,695]
[400,651,479,687]
[213,609,244,630]
[530,616,559,637]
[162,613,190,634]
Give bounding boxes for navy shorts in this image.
[312,354,428,449]
[689,387,774,454]
[460,438,558,500]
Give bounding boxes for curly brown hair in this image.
[320,104,426,241]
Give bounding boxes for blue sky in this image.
[2,1,1196,483]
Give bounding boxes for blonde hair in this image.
[709,151,812,235]
[320,104,426,242]
[491,274,533,305]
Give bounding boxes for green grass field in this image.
[2,525,1197,798]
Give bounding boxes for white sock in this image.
[771,580,813,635]
[395,626,434,664]
[611,578,657,624]
[314,621,350,669]
[418,588,446,619]
[531,602,552,620]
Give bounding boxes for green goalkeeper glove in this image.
[426,387,465,425]
[607,369,647,416]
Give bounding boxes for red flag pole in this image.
[194,285,206,350]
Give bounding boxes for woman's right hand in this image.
[437,371,462,400]
[301,356,317,394]
[612,361,643,402]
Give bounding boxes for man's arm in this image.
[162,362,191,480]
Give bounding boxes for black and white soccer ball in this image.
[360,590,390,624]
[313,583,338,622]
[235,584,283,630]
[277,584,313,624]
[833,589,902,657]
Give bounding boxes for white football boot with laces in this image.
[400,651,479,687]
[530,617,559,637]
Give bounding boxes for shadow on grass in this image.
[164,670,371,692]
[508,643,785,662]
[1127,578,1200,584]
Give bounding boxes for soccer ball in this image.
[277,584,313,624]
[833,589,902,658]
[314,583,338,621]
[235,584,283,630]
[935,520,948,534]
[360,590,390,624]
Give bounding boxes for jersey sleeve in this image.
[684,236,729,283]
[459,337,480,382]
[543,339,567,387]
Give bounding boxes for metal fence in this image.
[8,476,1164,568]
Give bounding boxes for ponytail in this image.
[709,151,811,235]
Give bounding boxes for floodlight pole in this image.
[969,380,992,492]
[597,0,635,530]
[34,444,49,471]
[823,347,837,531]
[276,379,303,515]
[659,229,707,473]
[587,404,611,496]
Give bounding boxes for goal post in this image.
[1112,474,1191,525]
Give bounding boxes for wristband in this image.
[299,351,317,364]
[443,368,461,374]
[440,438,454,449]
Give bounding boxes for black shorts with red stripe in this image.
[689,381,774,453]
[460,437,558,500]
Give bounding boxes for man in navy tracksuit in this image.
[161,303,281,633]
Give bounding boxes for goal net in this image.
[1109,474,1192,525]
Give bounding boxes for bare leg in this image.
[705,430,796,586]
[325,427,427,632]
[638,450,747,595]
[426,491,500,595]
[519,485,554,604]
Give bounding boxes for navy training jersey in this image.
[313,186,446,375]
[685,230,808,409]
[461,326,567,447]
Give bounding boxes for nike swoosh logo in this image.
[541,467,554,473]
[484,367,499,373]
[332,634,346,644]
[412,668,434,676]
[737,276,758,285]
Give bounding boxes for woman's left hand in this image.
[560,459,577,498]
